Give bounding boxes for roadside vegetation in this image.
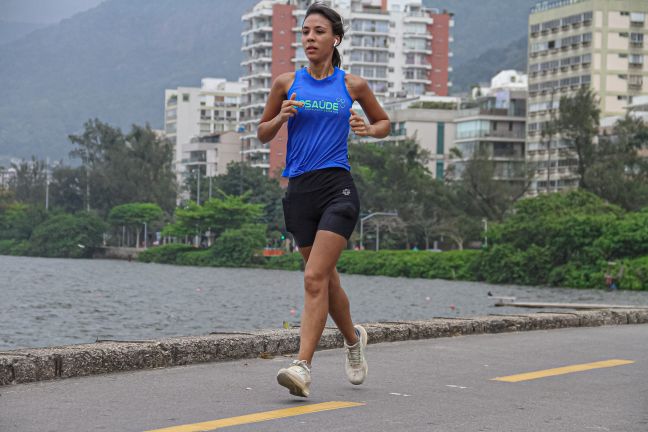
[1,89,647,289]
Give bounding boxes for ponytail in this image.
[333,47,341,68]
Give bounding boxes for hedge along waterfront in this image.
[139,190,648,290]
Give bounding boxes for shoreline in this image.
[2,308,647,387]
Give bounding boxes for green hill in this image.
[0,0,535,164]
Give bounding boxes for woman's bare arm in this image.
[257,73,304,143]
[345,74,390,138]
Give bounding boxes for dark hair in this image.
[304,2,345,68]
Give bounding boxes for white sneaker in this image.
[344,324,368,385]
[277,359,311,397]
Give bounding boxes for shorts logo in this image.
[342,188,351,196]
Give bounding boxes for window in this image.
[182,93,190,102]
[436,123,445,155]
[629,54,644,65]
[629,75,643,87]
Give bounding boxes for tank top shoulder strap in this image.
[335,67,353,103]
[287,67,305,96]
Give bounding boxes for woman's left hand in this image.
[349,109,373,137]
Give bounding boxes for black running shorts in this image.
[282,168,360,248]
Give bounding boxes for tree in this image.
[162,194,263,244]
[49,165,86,213]
[108,202,164,248]
[212,162,284,229]
[0,203,48,241]
[349,140,437,248]
[9,157,47,206]
[68,119,177,216]
[448,146,532,223]
[585,115,648,211]
[555,87,600,188]
[30,212,107,258]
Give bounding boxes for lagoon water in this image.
[2,254,648,350]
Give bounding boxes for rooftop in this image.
[531,0,587,14]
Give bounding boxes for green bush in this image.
[548,262,606,289]
[264,252,303,271]
[138,243,194,263]
[9,240,32,256]
[0,204,48,241]
[0,239,15,255]
[335,250,479,280]
[211,223,266,267]
[477,244,553,286]
[0,239,32,256]
[29,212,106,258]
[176,248,217,267]
[620,256,648,290]
[595,209,648,260]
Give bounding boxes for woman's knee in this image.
[304,267,329,296]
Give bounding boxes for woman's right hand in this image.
[276,93,304,124]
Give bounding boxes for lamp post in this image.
[143,222,148,249]
[196,168,201,206]
[482,218,488,248]
[45,157,49,211]
[360,212,398,250]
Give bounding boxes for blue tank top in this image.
[282,67,353,178]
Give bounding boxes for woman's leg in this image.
[299,247,358,348]
[296,229,352,364]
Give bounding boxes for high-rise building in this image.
[240,0,453,177]
[526,0,648,194]
[164,78,246,191]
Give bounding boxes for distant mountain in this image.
[0,0,258,164]
[422,0,536,91]
[452,36,528,91]
[0,21,48,45]
[0,0,536,164]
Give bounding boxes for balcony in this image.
[456,130,526,141]
[630,13,645,26]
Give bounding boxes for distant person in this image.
[257,2,390,398]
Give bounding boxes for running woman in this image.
[257,2,390,397]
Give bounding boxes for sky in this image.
[1,0,104,23]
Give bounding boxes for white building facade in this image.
[527,0,648,194]
[240,0,453,177]
[164,78,246,189]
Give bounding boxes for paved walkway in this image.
[1,324,646,432]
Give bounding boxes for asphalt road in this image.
[1,325,646,432]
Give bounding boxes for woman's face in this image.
[302,13,337,63]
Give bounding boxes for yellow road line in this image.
[144,401,365,432]
[492,359,635,383]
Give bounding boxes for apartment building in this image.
[527,0,648,194]
[451,88,528,184]
[240,0,453,177]
[382,95,460,179]
[181,131,242,179]
[164,78,246,188]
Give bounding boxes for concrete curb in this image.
[2,308,647,386]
